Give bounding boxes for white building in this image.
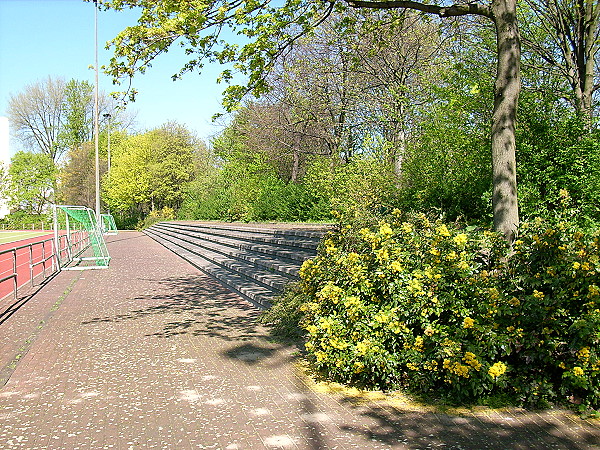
[0,117,10,218]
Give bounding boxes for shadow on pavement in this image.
[335,391,599,449]
[82,273,271,342]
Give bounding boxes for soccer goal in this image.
[101,213,118,235]
[52,205,111,270]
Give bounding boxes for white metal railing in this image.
[0,229,89,301]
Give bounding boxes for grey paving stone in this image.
[0,231,598,449]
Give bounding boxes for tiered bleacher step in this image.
[144,221,330,309]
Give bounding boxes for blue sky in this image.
[0,0,233,154]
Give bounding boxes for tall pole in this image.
[103,113,112,174]
[93,0,100,222]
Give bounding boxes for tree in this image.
[105,0,521,241]
[8,77,67,163]
[521,0,600,128]
[103,123,200,215]
[7,76,134,164]
[0,152,57,214]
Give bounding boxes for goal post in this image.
[52,205,111,270]
[100,213,118,235]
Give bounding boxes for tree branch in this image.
[344,0,493,20]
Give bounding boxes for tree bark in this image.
[490,0,520,242]
[346,0,521,242]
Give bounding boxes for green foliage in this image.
[0,211,52,229]
[139,206,176,230]
[179,151,399,223]
[517,97,600,225]
[103,123,199,215]
[56,79,94,151]
[1,152,57,214]
[398,55,494,221]
[287,212,600,409]
[303,156,400,221]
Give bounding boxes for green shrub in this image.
[292,212,600,409]
[139,206,176,230]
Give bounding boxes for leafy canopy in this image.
[103,0,348,109]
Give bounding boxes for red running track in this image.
[0,233,55,300]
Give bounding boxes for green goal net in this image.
[53,205,111,269]
[101,214,118,235]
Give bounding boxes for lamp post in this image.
[103,113,112,174]
[93,0,100,221]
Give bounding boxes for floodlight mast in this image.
[93,0,100,223]
[103,113,112,174]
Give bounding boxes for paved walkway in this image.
[0,231,598,449]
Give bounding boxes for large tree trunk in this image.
[490,0,520,242]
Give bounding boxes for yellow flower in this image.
[446,251,458,261]
[379,223,393,237]
[408,278,423,293]
[573,366,585,377]
[488,362,507,379]
[318,282,344,303]
[488,288,500,300]
[436,224,451,237]
[573,262,581,270]
[306,325,318,335]
[299,259,313,279]
[424,326,435,336]
[463,317,475,329]
[588,285,600,298]
[347,252,360,263]
[463,352,482,371]
[401,222,414,233]
[456,260,470,270]
[508,297,520,307]
[532,290,545,299]
[329,338,349,350]
[429,247,441,256]
[389,321,408,334]
[414,336,424,351]
[356,340,371,355]
[406,362,419,371]
[578,347,591,361]
[453,233,468,247]
[376,248,389,261]
[374,312,390,324]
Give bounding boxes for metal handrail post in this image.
[42,241,47,279]
[29,244,34,287]
[53,205,61,269]
[11,249,17,301]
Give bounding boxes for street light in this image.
[103,113,112,174]
[93,0,100,221]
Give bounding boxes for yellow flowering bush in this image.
[269,212,600,409]
[294,212,512,400]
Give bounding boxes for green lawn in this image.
[0,231,52,245]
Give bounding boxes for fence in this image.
[0,229,89,301]
[0,222,49,231]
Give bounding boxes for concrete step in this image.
[151,226,302,277]
[145,229,276,308]
[144,221,330,309]
[152,223,316,263]
[160,222,323,252]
